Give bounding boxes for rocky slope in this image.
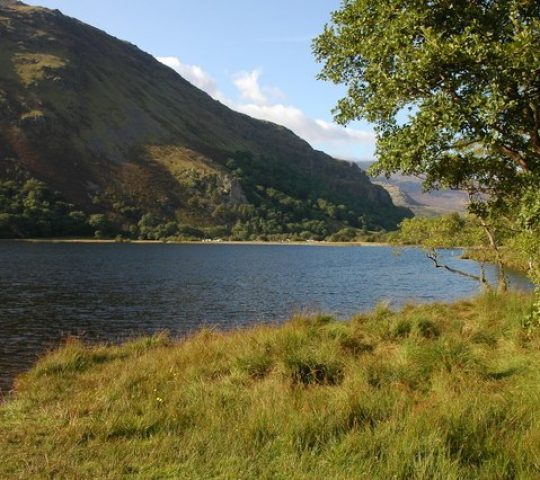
[356,162,468,216]
[0,0,410,239]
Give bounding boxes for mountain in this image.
[0,0,411,240]
[356,161,468,216]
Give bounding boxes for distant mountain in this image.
[0,0,411,239]
[355,161,468,216]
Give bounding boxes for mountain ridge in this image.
[355,161,468,216]
[0,1,411,239]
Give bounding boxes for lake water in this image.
[0,242,531,393]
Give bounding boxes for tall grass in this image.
[1,293,539,479]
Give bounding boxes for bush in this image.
[0,178,94,238]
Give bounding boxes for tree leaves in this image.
[314,0,540,183]
[314,0,540,289]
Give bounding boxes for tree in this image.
[88,214,110,238]
[391,213,507,289]
[314,0,540,285]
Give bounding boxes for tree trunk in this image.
[480,222,508,293]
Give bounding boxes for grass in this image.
[1,293,540,479]
[12,53,67,86]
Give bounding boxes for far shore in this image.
[1,238,391,247]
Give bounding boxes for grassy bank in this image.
[1,293,539,479]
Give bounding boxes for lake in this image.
[0,241,531,393]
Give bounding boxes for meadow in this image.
[1,292,538,479]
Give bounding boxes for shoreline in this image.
[1,292,537,478]
[1,238,391,247]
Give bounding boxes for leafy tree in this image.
[329,227,358,242]
[88,214,110,237]
[515,185,540,330]
[0,178,93,238]
[314,0,540,289]
[391,214,510,289]
[314,0,540,182]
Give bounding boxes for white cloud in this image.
[233,69,268,105]
[263,85,286,102]
[157,56,226,102]
[230,70,286,106]
[234,103,374,146]
[157,56,375,153]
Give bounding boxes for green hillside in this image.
[0,0,410,240]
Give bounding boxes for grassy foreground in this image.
[1,294,540,479]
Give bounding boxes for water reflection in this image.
[0,242,531,392]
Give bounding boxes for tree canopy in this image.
[314,0,540,282]
[314,0,539,192]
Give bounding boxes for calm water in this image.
[0,242,531,392]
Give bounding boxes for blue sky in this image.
[26,0,376,160]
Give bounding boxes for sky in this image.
[25,0,377,161]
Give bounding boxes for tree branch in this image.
[533,101,540,155]
[496,144,531,171]
[523,102,540,155]
[447,138,479,150]
[426,249,489,287]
